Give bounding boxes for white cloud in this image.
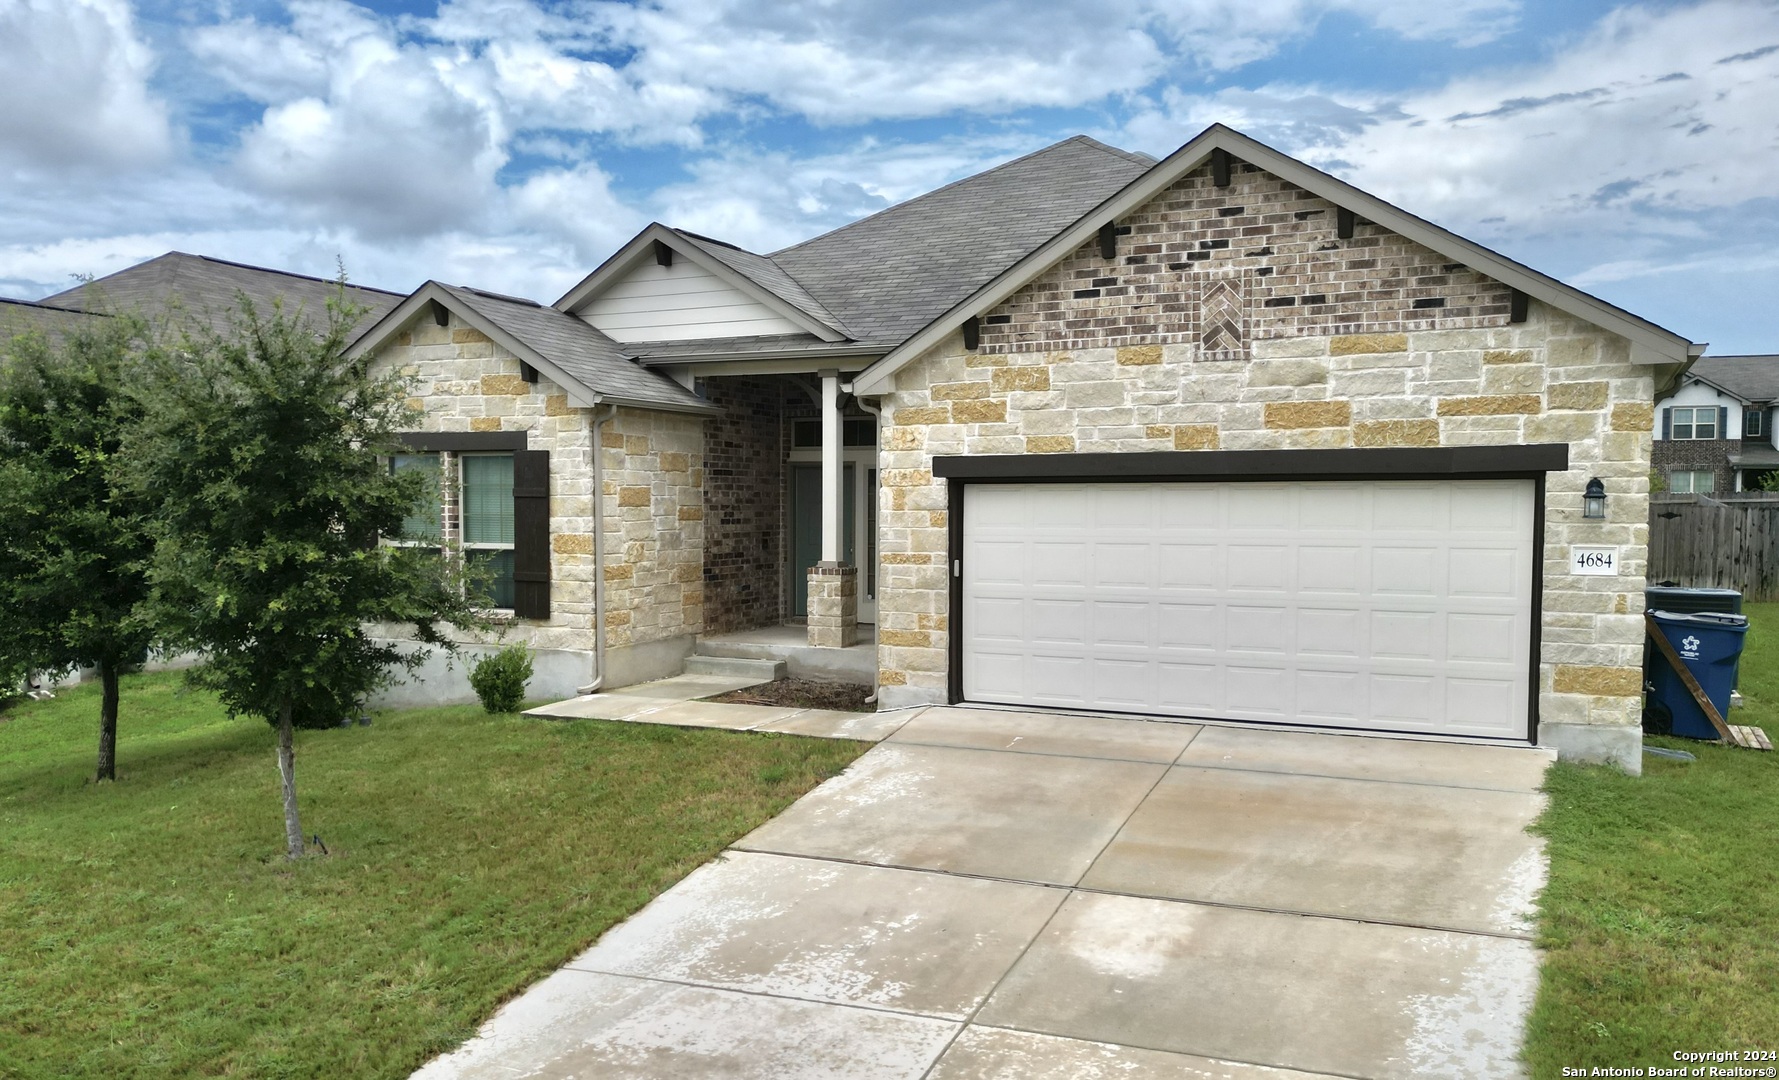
[0,0,173,173]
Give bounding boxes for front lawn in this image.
[0,672,867,1078]
[1525,602,1779,1074]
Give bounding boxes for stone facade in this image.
[700,376,787,632]
[367,311,705,698]
[875,171,1655,769]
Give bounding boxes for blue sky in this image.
[2,0,1775,352]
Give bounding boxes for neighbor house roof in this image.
[42,252,405,337]
[0,296,107,343]
[851,124,1703,394]
[1686,355,1779,403]
[347,281,716,415]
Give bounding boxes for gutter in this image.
[578,402,621,694]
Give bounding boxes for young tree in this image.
[126,294,484,858]
[0,316,158,781]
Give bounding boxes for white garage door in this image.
[961,480,1536,740]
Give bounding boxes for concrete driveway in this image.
[414,707,1554,1080]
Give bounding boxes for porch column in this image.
[808,369,858,647]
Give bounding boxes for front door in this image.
[790,460,876,623]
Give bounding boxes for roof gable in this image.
[1685,355,1779,403]
[553,224,845,343]
[348,281,716,415]
[852,125,1701,395]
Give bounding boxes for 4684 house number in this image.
[1570,546,1620,576]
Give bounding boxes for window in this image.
[1669,470,1715,494]
[1669,406,1719,440]
[391,452,442,543]
[1748,409,1765,439]
[460,453,516,609]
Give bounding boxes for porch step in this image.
[684,655,787,681]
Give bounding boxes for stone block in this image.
[932,381,992,400]
[1065,381,1129,408]
[1483,349,1534,365]
[1481,365,1544,395]
[470,416,502,432]
[1547,381,1609,411]
[1330,333,1407,355]
[1264,400,1351,429]
[551,533,594,555]
[1026,435,1077,453]
[1437,395,1542,416]
[894,406,951,425]
[1553,665,1642,697]
[1611,403,1654,431]
[1173,424,1220,450]
[1354,419,1439,447]
[1247,359,1329,388]
[951,399,1008,424]
[1116,345,1163,366]
[481,374,529,396]
[545,394,572,416]
[617,486,651,507]
[992,366,1051,392]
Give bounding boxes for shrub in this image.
[469,645,533,714]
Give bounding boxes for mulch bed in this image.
[704,677,873,713]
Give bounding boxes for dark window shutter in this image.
[1720,406,1729,439]
[1661,408,1671,440]
[512,449,550,619]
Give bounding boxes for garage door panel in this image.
[1159,544,1220,588]
[962,480,1533,741]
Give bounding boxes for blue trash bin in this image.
[1645,610,1749,740]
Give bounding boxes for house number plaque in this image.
[1570,546,1620,576]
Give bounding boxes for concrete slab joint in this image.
[807,562,859,648]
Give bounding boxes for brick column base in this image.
[807,563,858,648]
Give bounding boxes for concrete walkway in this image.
[415,707,1555,1080]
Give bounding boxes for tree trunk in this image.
[95,659,119,783]
[276,699,304,859]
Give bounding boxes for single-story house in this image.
[1649,354,1779,493]
[7,125,1702,773]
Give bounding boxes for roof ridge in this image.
[1068,134,1157,167]
[164,251,407,297]
[673,228,754,254]
[445,282,543,307]
[769,135,1142,258]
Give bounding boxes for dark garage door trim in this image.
[935,445,1571,741]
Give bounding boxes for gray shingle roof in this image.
[0,296,108,344]
[1691,355,1779,402]
[768,136,1155,345]
[42,252,405,338]
[436,284,714,413]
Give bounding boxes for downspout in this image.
[578,401,620,694]
[847,386,883,706]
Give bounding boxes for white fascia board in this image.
[853,125,1699,396]
[348,282,603,409]
[554,223,845,343]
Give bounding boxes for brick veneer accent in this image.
[1651,438,1739,493]
[701,376,787,632]
[980,161,1513,358]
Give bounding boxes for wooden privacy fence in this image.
[1649,492,1779,601]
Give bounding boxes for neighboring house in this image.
[4,125,1702,772]
[1650,354,1779,493]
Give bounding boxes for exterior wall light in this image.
[1583,477,1607,520]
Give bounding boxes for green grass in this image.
[0,672,867,1078]
[1525,602,1779,1075]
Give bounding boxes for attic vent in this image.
[519,361,539,384]
[962,316,981,351]
[1337,208,1356,240]
[428,299,449,327]
[653,240,673,267]
[1510,289,1530,324]
[1098,223,1117,260]
[1211,148,1231,188]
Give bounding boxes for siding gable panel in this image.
[578,260,804,342]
